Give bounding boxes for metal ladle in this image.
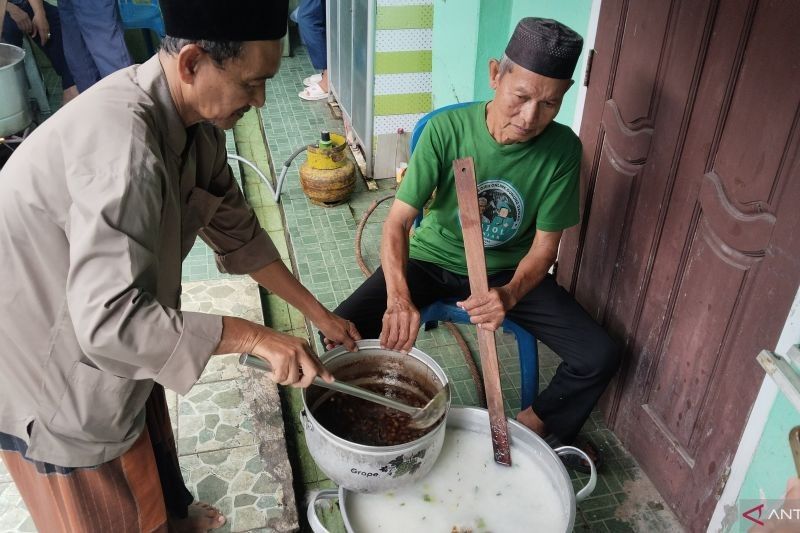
[239,353,449,429]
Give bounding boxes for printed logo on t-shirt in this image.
[477,179,524,247]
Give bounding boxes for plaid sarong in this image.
[0,384,192,532]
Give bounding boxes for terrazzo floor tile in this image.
[180,445,291,532]
[198,353,249,384]
[0,460,9,484]
[0,483,34,532]
[177,380,259,455]
[181,279,264,324]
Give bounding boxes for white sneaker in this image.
[302,73,323,87]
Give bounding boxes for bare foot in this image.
[516,407,547,437]
[170,501,226,533]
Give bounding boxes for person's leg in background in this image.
[296,0,329,100]
[69,0,131,85]
[39,1,78,102]
[57,0,100,91]
[10,0,79,102]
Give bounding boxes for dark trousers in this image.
[2,0,75,89]
[333,259,620,443]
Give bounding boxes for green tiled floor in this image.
[255,42,682,532]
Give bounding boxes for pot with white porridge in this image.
[308,406,597,533]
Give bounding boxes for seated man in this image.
[330,17,619,463]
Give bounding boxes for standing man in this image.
[0,1,360,531]
[330,18,619,467]
[58,0,132,91]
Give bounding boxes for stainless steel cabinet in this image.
[327,0,375,176]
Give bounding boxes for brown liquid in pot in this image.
[311,382,435,446]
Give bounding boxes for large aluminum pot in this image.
[300,339,450,493]
[0,44,32,138]
[307,406,597,532]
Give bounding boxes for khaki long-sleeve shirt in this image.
[0,56,279,467]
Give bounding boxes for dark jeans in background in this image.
[296,0,327,70]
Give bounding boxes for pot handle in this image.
[307,489,340,533]
[300,409,314,432]
[555,446,597,503]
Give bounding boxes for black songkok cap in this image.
[505,17,583,80]
[161,0,289,42]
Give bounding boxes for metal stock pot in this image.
[307,406,597,533]
[0,44,32,137]
[300,339,451,494]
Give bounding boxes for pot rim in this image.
[301,339,451,453]
[0,43,26,72]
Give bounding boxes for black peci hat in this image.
[160,0,289,42]
[504,17,583,80]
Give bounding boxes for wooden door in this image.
[557,0,800,527]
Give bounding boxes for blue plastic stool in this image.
[420,299,539,410]
[118,0,166,56]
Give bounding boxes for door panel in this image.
[607,1,672,126]
[557,0,800,528]
[646,212,754,448]
[572,133,639,323]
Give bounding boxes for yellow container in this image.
[305,133,349,169]
[299,132,356,207]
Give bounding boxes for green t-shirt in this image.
[396,101,581,275]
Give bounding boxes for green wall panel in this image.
[473,1,513,103]
[374,93,433,116]
[431,0,481,107]
[375,51,433,74]
[376,5,434,30]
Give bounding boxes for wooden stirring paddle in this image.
[452,156,512,466]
